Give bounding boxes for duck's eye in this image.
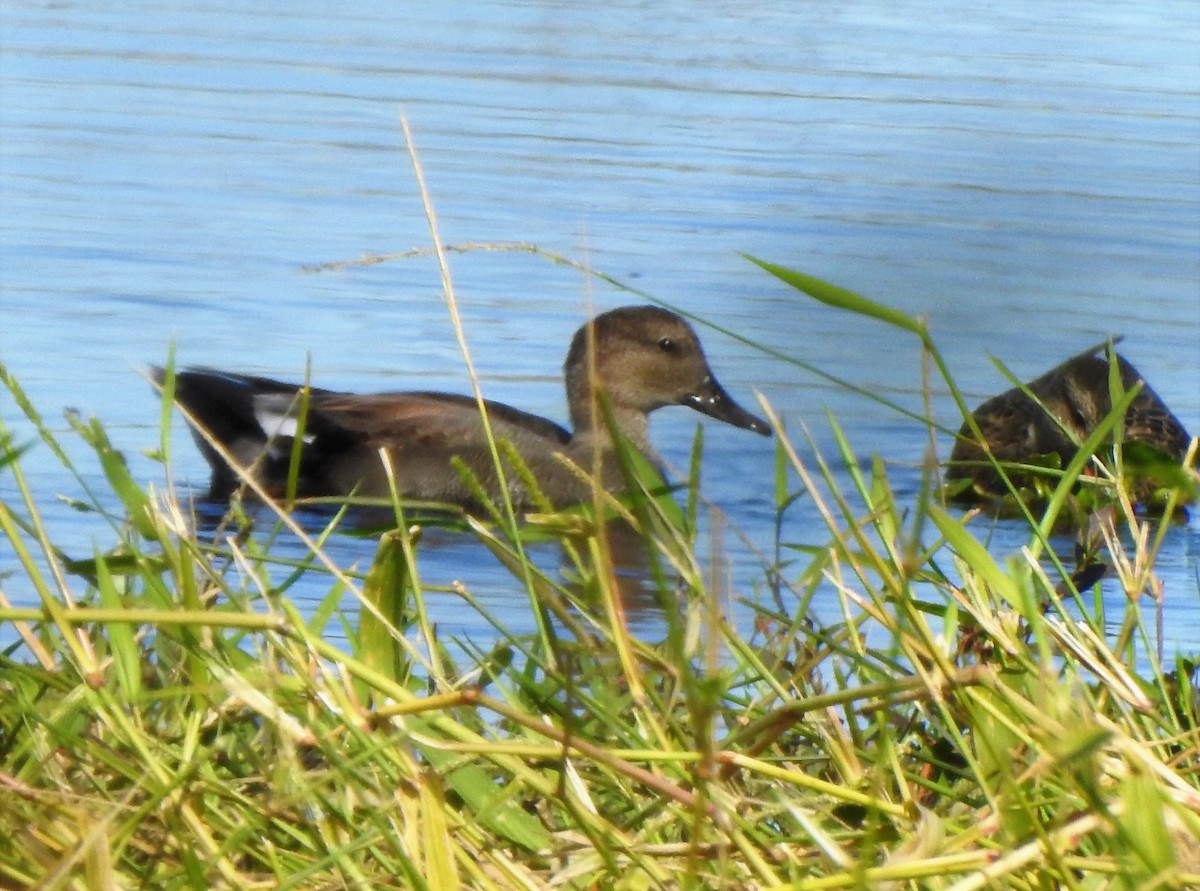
[657,336,677,354]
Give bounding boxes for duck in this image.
[946,344,1194,505]
[154,305,771,508]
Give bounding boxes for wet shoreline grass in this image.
[2,270,1199,888]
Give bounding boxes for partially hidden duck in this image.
[155,305,771,508]
[947,345,1194,505]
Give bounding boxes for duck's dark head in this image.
[564,305,771,442]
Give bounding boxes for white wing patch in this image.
[253,393,316,459]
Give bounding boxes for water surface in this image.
[2,0,1198,657]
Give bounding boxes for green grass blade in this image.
[744,254,928,338]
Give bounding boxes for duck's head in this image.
[563,305,771,442]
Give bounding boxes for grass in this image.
[2,260,1199,890]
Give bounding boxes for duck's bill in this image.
[682,377,771,436]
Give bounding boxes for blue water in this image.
[2,0,1198,659]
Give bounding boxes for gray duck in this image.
[156,305,770,508]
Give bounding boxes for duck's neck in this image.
[563,404,652,496]
[568,392,652,454]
